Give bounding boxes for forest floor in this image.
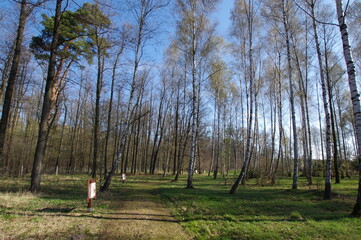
[1,173,361,239]
[0,175,189,240]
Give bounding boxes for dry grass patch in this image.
[0,191,36,209]
[0,175,190,240]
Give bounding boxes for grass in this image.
[0,174,188,240]
[159,174,361,240]
[1,173,361,239]
[0,174,131,239]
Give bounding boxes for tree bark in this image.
[0,0,28,160]
[92,53,104,179]
[173,85,180,175]
[0,42,15,105]
[324,44,340,184]
[55,102,67,175]
[272,48,283,183]
[293,43,309,182]
[213,96,221,179]
[30,0,63,193]
[309,0,332,199]
[186,0,197,189]
[230,0,254,194]
[104,45,123,178]
[334,0,361,216]
[304,22,313,185]
[282,0,299,190]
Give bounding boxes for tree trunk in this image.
[173,91,180,175]
[336,90,350,177]
[214,97,220,179]
[101,15,143,189]
[67,89,81,174]
[92,53,104,179]
[324,45,340,184]
[0,42,15,105]
[150,91,165,174]
[282,0,299,190]
[144,95,153,174]
[30,0,63,193]
[230,0,254,194]
[0,0,28,159]
[104,47,123,178]
[163,123,171,177]
[334,0,361,216]
[316,82,325,169]
[187,1,197,189]
[309,0,332,199]
[293,42,310,183]
[209,97,216,176]
[304,22,313,185]
[272,48,283,183]
[55,102,67,175]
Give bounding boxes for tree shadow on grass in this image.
[2,211,180,223]
[30,177,168,214]
[160,182,356,222]
[1,175,357,224]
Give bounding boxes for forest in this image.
[0,0,361,238]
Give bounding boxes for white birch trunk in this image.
[282,0,299,189]
[230,0,254,194]
[187,0,197,189]
[334,0,361,215]
[309,0,332,199]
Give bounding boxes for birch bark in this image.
[334,0,361,216]
[308,0,332,199]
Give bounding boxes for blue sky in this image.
[0,0,235,74]
[213,0,233,36]
[0,0,234,46]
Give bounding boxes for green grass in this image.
[159,174,361,240]
[0,174,133,239]
[1,173,361,239]
[0,174,188,239]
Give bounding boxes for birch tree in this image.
[230,0,257,194]
[101,0,169,191]
[281,0,299,189]
[209,60,229,179]
[306,0,332,198]
[334,0,361,217]
[175,0,219,189]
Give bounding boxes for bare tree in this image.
[230,0,257,194]
[0,0,46,162]
[101,0,169,191]
[30,0,63,192]
[333,0,361,216]
[305,0,334,199]
[175,0,219,188]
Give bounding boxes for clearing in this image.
[1,174,361,239]
[0,175,190,240]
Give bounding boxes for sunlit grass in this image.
[0,174,187,239]
[1,173,361,239]
[160,174,361,240]
[0,174,126,239]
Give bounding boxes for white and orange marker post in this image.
[122,173,126,183]
[87,179,96,211]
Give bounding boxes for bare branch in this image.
[292,0,339,27]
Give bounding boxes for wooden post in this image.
[87,179,96,211]
[122,173,126,183]
[87,198,92,209]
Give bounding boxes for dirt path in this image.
[0,177,190,239]
[98,181,190,240]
